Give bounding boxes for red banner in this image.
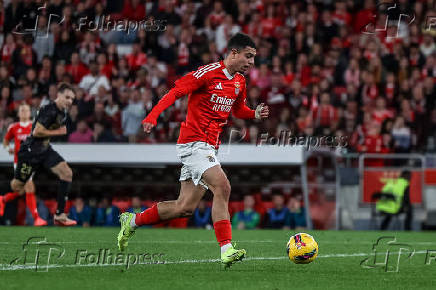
[363,171,422,204]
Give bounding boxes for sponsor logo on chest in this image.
[209,94,235,112]
[17,134,28,141]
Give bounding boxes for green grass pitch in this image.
[1,227,436,290]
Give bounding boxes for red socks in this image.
[26,192,39,219]
[2,192,40,220]
[214,220,232,246]
[134,205,233,250]
[4,192,19,202]
[135,204,161,226]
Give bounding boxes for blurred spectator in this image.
[215,15,241,54]
[344,59,360,88]
[208,1,226,29]
[189,200,212,229]
[86,102,113,128]
[357,121,383,153]
[68,197,91,227]
[284,195,307,230]
[95,197,120,226]
[127,196,147,214]
[311,92,339,133]
[65,52,89,84]
[78,32,100,65]
[420,33,436,57]
[68,119,93,143]
[54,30,76,63]
[88,197,98,226]
[392,116,412,153]
[92,122,117,143]
[121,0,146,22]
[372,97,393,124]
[265,192,289,229]
[32,15,54,63]
[79,60,110,96]
[11,35,37,79]
[1,33,16,64]
[232,195,260,229]
[126,42,147,71]
[122,89,145,143]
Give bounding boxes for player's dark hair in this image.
[57,82,75,96]
[227,33,256,52]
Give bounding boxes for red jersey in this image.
[4,121,32,163]
[372,109,393,124]
[144,61,255,148]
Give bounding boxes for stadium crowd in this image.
[4,192,307,228]
[0,0,435,153]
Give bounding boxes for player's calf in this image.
[201,166,238,260]
[51,162,76,226]
[0,179,25,217]
[208,178,231,222]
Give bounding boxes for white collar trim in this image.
[222,68,234,80]
[20,121,31,127]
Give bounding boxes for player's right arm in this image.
[32,105,67,137]
[32,122,67,137]
[142,68,209,133]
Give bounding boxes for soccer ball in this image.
[286,233,318,264]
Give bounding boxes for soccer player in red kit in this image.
[0,104,47,226]
[118,33,269,268]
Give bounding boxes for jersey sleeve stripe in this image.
[193,64,221,79]
[192,62,221,79]
[192,62,220,78]
[192,62,220,77]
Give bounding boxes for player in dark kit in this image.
[6,83,77,226]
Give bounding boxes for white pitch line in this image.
[0,240,268,245]
[1,240,436,245]
[0,251,430,271]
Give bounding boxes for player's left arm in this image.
[3,124,14,154]
[232,84,269,120]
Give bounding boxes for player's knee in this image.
[24,180,35,192]
[10,180,24,194]
[24,182,32,193]
[213,179,231,200]
[221,179,231,195]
